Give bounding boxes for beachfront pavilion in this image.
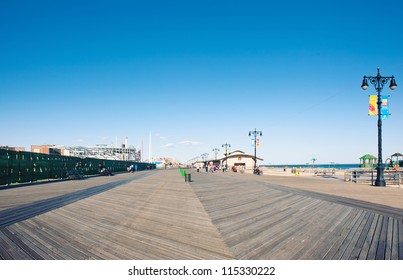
[220,150,263,170]
[360,154,377,168]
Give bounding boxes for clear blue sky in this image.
[1,0,402,164]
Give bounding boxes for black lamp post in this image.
[361,68,397,186]
[200,153,209,161]
[249,129,262,174]
[222,143,231,167]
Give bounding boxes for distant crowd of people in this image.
[194,163,261,175]
[97,163,146,176]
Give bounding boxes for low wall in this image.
[0,148,155,186]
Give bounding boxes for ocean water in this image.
[263,164,361,170]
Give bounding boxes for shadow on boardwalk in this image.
[0,169,402,260]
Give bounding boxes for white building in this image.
[220,150,263,170]
[190,150,263,171]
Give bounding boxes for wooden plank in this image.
[289,201,342,260]
[0,229,32,260]
[339,211,370,259]
[32,218,99,259]
[358,213,380,260]
[375,215,389,259]
[1,227,44,259]
[390,218,399,260]
[222,197,321,257]
[384,217,394,260]
[249,216,308,259]
[10,223,57,260]
[211,192,298,227]
[325,209,365,260]
[367,215,384,260]
[236,199,324,259]
[348,212,375,260]
[220,196,311,246]
[301,205,353,260]
[323,208,363,260]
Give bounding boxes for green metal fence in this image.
[0,149,155,186]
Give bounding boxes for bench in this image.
[314,169,335,176]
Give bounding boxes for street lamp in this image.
[249,129,262,174]
[361,68,397,186]
[222,143,231,167]
[311,158,317,169]
[212,148,220,160]
[200,153,209,162]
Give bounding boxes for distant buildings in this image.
[31,144,63,155]
[29,144,142,161]
[2,143,183,164]
[0,146,25,152]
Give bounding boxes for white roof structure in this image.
[59,146,141,161]
[221,150,263,161]
[191,150,263,170]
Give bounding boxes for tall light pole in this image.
[222,143,231,167]
[311,158,317,169]
[361,68,397,186]
[249,129,262,174]
[212,148,220,160]
[200,153,209,162]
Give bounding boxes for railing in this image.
[0,149,155,186]
[344,169,402,187]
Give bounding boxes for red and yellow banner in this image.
[369,95,377,116]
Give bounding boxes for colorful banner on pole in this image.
[369,95,377,116]
[381,95,389,120]
[251,138,261,148]
[368,95,390,119]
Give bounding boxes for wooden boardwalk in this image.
[0,171,234,259]
[0,169,402,260]
[190,171,403,260]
